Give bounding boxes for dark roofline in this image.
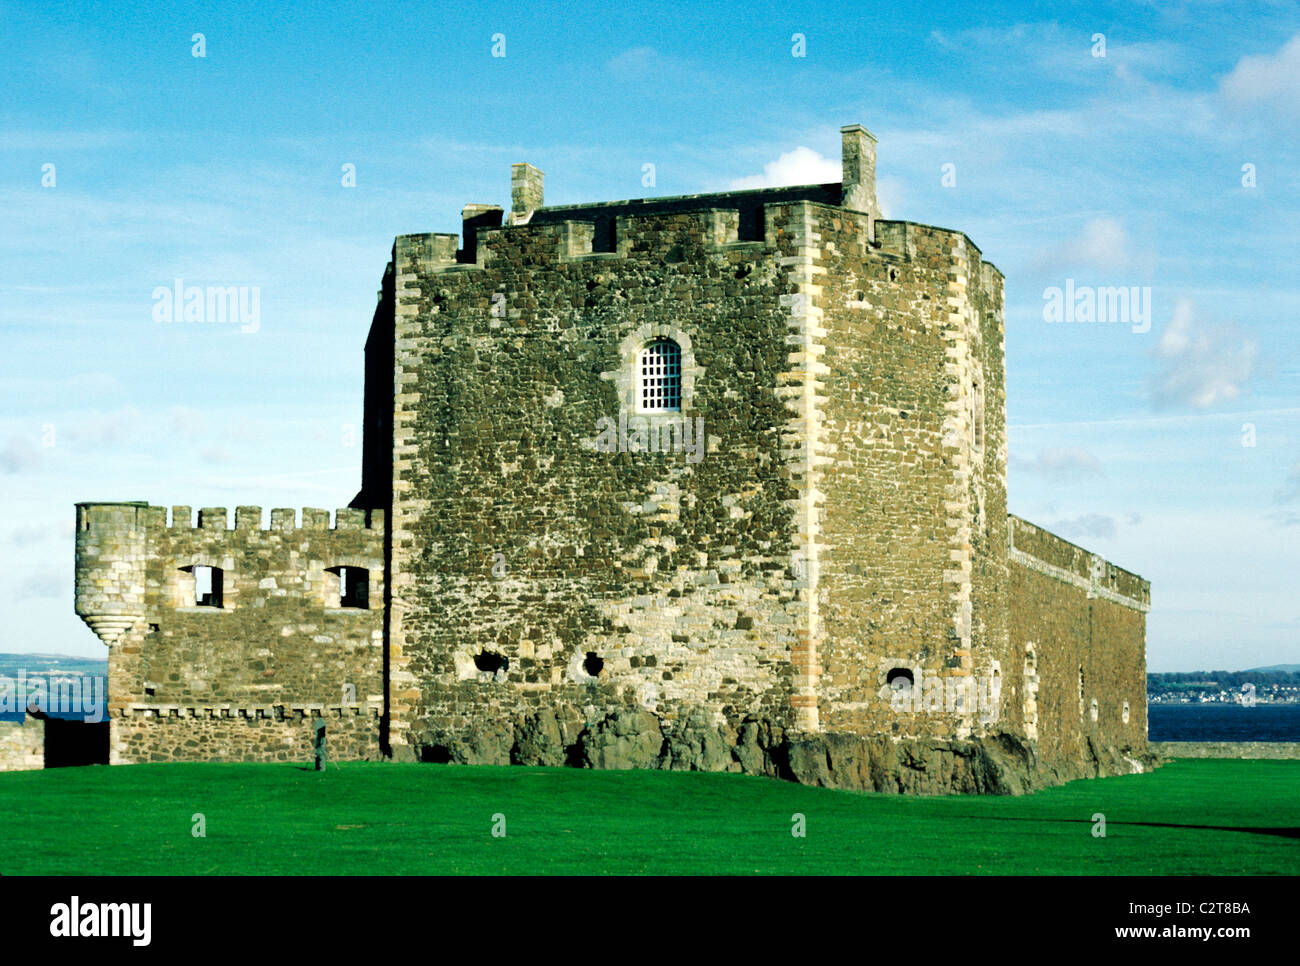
[532,181,843,217]
[530,182,844,248]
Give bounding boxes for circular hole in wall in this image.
[886,667,914,691]
[474,652,509,674]
[583,652,604,677]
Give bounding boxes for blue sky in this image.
[1,0,1297,670]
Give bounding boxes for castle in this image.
[71,124,1154,793]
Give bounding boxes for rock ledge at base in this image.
[415,708,1160,796]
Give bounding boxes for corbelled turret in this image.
[74,502,148,647]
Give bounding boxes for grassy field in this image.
[0,758,1296,875]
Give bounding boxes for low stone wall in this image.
[1151,741,1300,760]
[111,705,383,764]
[0,717,44,771]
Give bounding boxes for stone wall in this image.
[75,503,384,764]
[383,207,809,762]
[0,717,43,771]
[113,705,381,763]
[1152,741,1300,760]
[1005,516,1150,776]
[813,206,1009,742]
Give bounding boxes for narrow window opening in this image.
[1023,643,1040,741]
[326,566,370,608]
[183,565,223,607]
[343,567,370,608]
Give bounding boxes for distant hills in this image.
[0,653,107,678]
[1148,668,1300,700]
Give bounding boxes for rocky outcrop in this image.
[414,706,1160,795]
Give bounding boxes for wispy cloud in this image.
[1219,33,1300,123]
[0,129,133,152]
[19,570,63,600]
[1011,447,1106,482]
[1047,513,1119,540]
[1149,299,1259,409]
[1276,459,1300,505]
[1030,217,1154,278]
[0,436,41,474]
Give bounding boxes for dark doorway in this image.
[43,717,109,767]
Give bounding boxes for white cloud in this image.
[1150,298,1259,409]
[1031,217,1152,277]
[606,46,661,79]
[1219,33,1300,121]
[1048,513,1117,539]
[1059,218,1130,269]
[201,445,233,464]
[1011,447,1105,482]
[19,570,63,600]
[728,147,840,190]
[57,407,143,445]
[0,435,40,474]
[9,524,53,546]
[0,130,131,152]
[925,22,1183,82]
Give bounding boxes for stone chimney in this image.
[840,124,880,231]
[509,163,544,225]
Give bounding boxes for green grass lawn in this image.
[0,758,1296,875]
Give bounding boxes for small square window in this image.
[328,566,369,609]
[182,565,223,607]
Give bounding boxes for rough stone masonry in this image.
[73,123,1155,793]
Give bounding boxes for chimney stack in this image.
[840,124,880,231]
[509,163,544,225]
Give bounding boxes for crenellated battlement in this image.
[395,202,1008,315]
[119,701,382,720]
[75,501,386,653]
[77,502,382,534]
[148,505,384,532]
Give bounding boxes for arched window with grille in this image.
[638,338,682,412]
